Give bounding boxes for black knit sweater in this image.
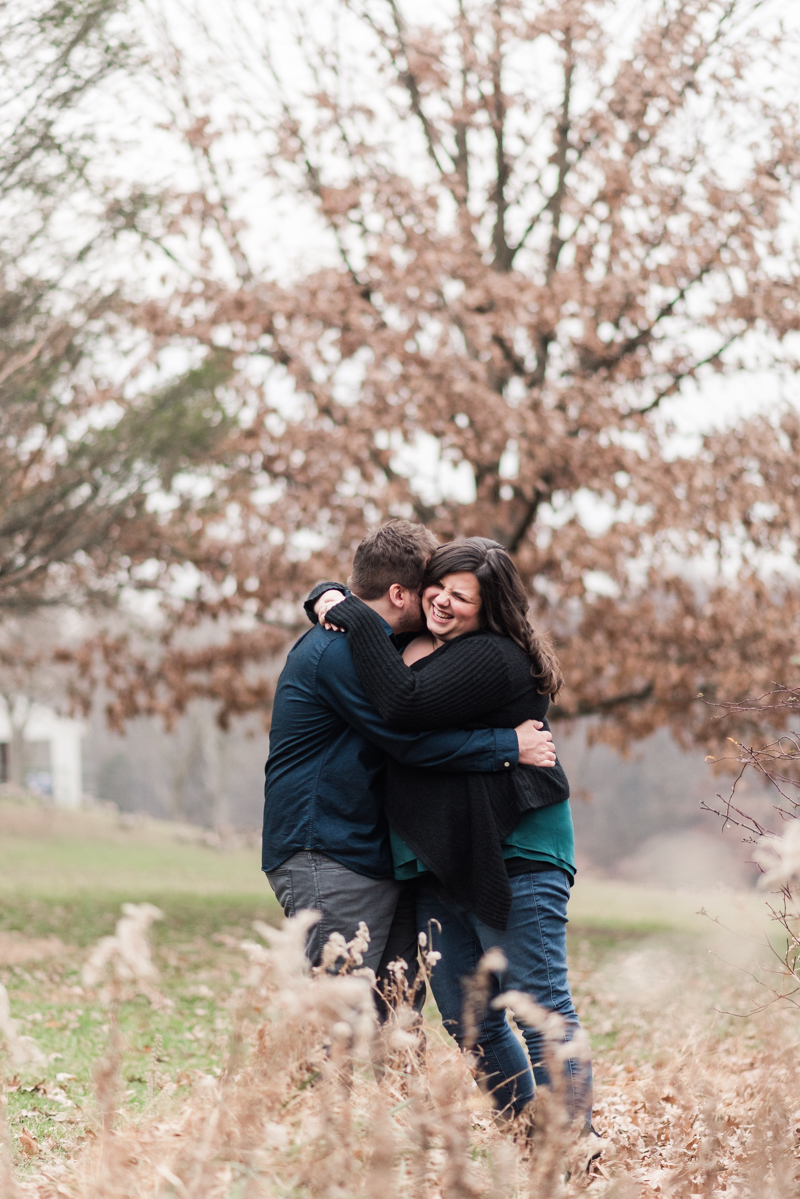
[325,595,570,929]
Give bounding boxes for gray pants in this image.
[266,850,401,975]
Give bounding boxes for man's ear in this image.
[387,583,406,608]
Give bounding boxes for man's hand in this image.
[515,719,556,767]
[314,590,347,630]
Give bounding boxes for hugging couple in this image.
[262,519,592,1129]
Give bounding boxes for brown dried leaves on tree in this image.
[9,0,800,743]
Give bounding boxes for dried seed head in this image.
[320,931,349,970]
[82,903,168,1006]
[754,821,800,890]
[0,985,47,1068]
[478,947,507,974]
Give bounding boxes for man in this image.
[262,520,556,982]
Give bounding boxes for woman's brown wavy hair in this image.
[421,537,564,699]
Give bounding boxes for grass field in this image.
[0,793,767,932]
[0,800,268,899]
[0,794,793,1196]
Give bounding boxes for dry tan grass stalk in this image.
[82,903,169,1009]
[14,912,800,1198]
[0,984,47,1069]
[0,1103,23,1199]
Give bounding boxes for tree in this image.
[0,0,129,205]
[0,2,290,689]
[108,0,800,743]
[0,1,236,613]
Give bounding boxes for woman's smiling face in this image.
[422,571,483,641]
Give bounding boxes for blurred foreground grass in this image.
[0,795,777,1184]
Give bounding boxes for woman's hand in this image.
[514,720,557,767]
[314,590,347,630]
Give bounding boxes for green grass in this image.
[0,795,765,936]
[0,892,282,946]
[0,801,267,898]
[0,838,264,896]
[569,876,767,938]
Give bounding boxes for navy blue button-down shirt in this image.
[262,619,519,879]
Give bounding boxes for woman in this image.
[318,538,592,1126]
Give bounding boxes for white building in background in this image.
[0,703,84,809]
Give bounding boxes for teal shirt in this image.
[391,799,575,881]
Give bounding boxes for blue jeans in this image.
[416,870,592,1122]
